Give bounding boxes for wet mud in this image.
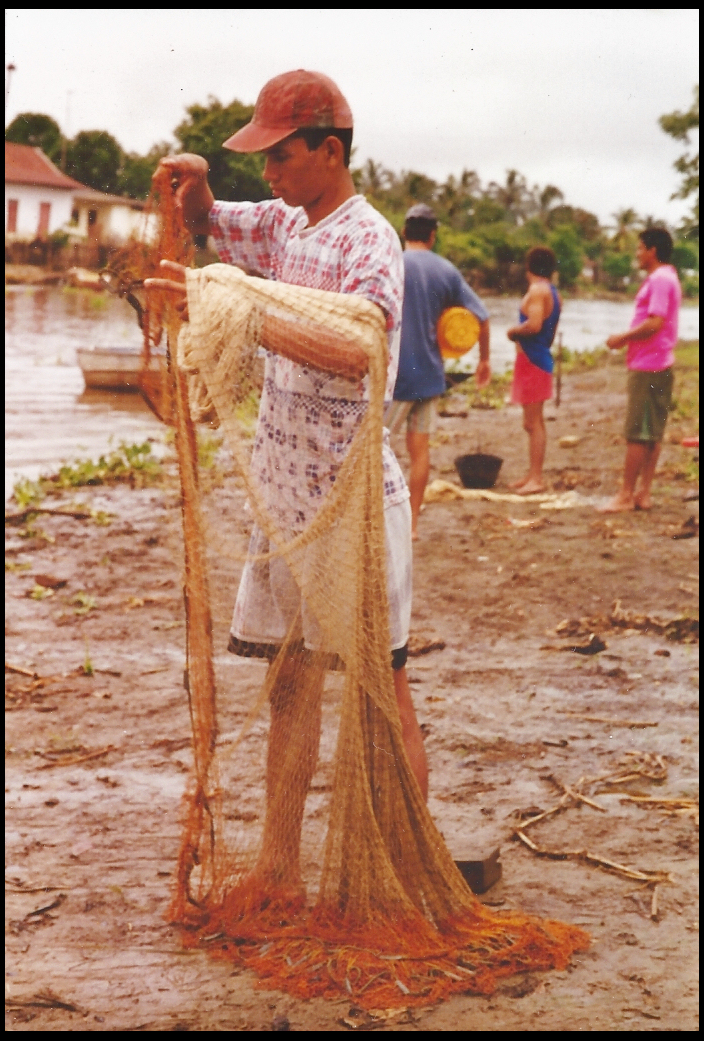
[5,359,699,1031]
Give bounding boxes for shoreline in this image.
[6,263,698,307]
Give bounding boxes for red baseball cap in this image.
[223,70,353,153]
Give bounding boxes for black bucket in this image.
[444,371,472,390]
[455,453,503,489]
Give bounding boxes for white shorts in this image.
[229,497,412,658]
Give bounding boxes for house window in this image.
[88,209,97,226]
[71,208,79,225]
[38,201,51,239]
[7,199,19,234]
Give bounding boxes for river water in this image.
[5,285,699,501]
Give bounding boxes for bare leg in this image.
[599,440,649,513]
[634,442,661,510]
[514,402,547,494]
[406,430,430,541]
[256,653,325,888]
[393,665,429,801]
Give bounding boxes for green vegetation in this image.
[174,98,268,204]
[29,583,55,600]
[360,169,698,297]
[659,86,699,238]
[449,370,512,411]
[5,112,62,163]
[559,345,612,374]
[7,85,698,294]
[18,522,54,544]
[674,339,700,370]
[5,560,32,572]
[12,441,163,508]
[86,293,110,312]
[72,592,98,616]
[672,340,700,427]
[82,638,94,676]
[234,390,262,438]
[196,429,222,470]
[12,477,46,510]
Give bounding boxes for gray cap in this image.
[404,203,437,222]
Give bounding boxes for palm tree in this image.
[357,158,390,197]
[487,169,530,224]
[437,169,481,227]
[611,207,640,252]
[538,184,564,221]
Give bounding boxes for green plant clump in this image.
[12,477,46,509]
[12,441,163,506]
[73,592,98,616]
[457,370,512,411]
[234,390,262,437]
[82,638,94,676]
[196,429,223,470]
[559,345,612,374]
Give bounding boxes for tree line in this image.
[6,86,698,296]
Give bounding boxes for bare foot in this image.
[509,476,530,489]
[514,481,546,496]
[598,494,636,513]
[634,492,652,511]
[411,530,420,542]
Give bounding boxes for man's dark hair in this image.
[639,227,673,263]
[290,127,353,168]
[526,246,557,278]
[403,217,438,244]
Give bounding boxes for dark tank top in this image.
[516,283,560,373]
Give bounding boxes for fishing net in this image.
[120,173,588,1008]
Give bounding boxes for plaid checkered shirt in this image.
[210,195,409,532]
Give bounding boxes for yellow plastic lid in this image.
[437,307,480,359]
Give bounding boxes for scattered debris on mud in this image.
[6,356,698,1030]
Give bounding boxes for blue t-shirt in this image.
[394,249,488,400]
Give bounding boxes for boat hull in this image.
[77,347,163,392]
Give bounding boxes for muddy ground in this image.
[5,356,699,1031]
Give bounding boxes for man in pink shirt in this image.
[600,227,682,512]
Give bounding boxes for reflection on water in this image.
[4,284,699,500]
[77,387,142,406]
[5,286,163,500]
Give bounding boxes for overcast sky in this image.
[5,9,699,228]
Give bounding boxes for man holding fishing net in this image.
[142,69,589,1005]
[147,69,428,895]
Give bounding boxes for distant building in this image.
[5,142,146,245]
[69,187,147,246]
[5,142,83,239]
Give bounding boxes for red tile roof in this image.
[73,186,145,209]
[5,142,86,190]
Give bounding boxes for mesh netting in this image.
[120,178,588,1008]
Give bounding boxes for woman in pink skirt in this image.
[506,247,562,494]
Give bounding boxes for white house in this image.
[5,142,146,245]
[5,141,81,240]
[70,187,147,246]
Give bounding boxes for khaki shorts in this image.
[625,368,673,443]
[385,398,438,436]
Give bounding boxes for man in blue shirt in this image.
[387,204,491,539]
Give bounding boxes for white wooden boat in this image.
[76,346,164,391]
